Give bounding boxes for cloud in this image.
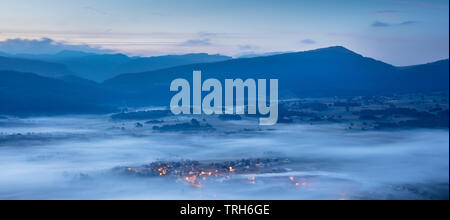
[177,32,223,47]
[179,39,212,47]
[371,20,418,27]
[300,39,316,44]
[0,38,114,54]
[372,21,391,27]
[399,21,418,25]
[238,44,259,51]
[197,32,219,38]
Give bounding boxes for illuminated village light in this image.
[119,158,289,188]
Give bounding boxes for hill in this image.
[114,53,231,75]
[0,56,71,78]
[395,59,449,92]
[1,47,448,115]
[8,51,232,82]
[105,46,445,105]
[0,70,115,115]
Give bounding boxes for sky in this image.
[0,0,448,66]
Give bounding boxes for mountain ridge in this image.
[0,55,72,78]
[1,46,448,114]
[0,51,232,81]
[103,46,448,105]
[0,70,115,115]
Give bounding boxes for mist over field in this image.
[0,115,447,200]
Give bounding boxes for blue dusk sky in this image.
[0,0,448,66]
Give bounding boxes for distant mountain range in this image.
[0,51,231,81]
[104,46,449,105]
[0,56,72,78]
[0,70,114,115]
[0,51,9,57]
[237,51,292,59]
[113,53,232,76]
[0,46,448,115]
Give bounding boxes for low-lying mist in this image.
[0,116,448,200]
